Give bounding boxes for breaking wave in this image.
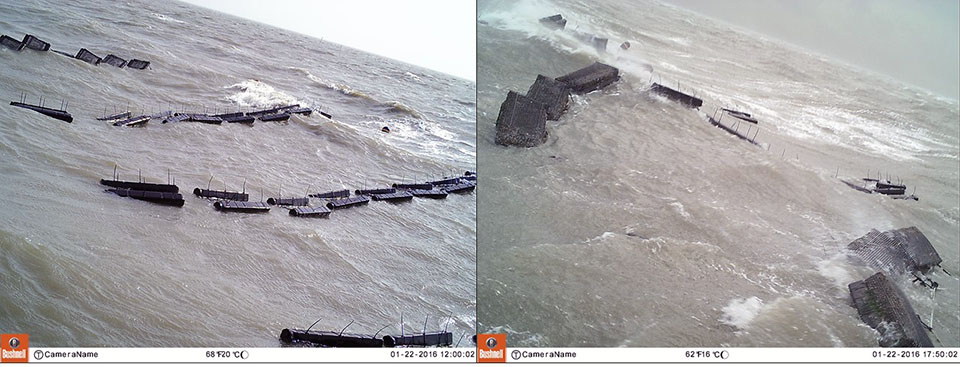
[382,101,423,119]
[224,79,301,108]
[289,66,377,102]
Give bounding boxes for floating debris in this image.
[96,111,131,121]
[113,115,150,127]
[721,108,758,124]
[707,108,759,145]
[841,171,918,200]
[848,272,933,347]
[650,82,702,108]
[539,14,566,30]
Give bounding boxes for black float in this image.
[326,195,370,210]
[289,206,331,218]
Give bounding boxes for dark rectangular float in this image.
[162,113,190,124]
[126,59,150,70]
[0,35,21,50]
[75,48,101,65]
[10,101,73,123]
[309,189,351,199]
[213,112,244,119]
[495,91,548,147]
[556,62,620,94]
[409,189,448,199]
[186,114,223,124]
[286,107,312,115]
[20,34,50,51]
[260,112,290,122]
[427,177,460,185]
[383,332,453,347]
[848,272,933,347]
[267,197,309,206]
[438,181,476,193]
[223,115,255,124]
[371,191,414,202]
[106,188,184,207]
[279,329,383,348]
[289,206,331,218]
[847,227,942,274]
[193,188,248,201]
[100,179,179,193]
[527,74,571,120]
[214,200,270,213]
[248,104,299,117]
[326,195,370,210]
[392,183,433,190]
[356,188,395,195]
[102,54,127,68]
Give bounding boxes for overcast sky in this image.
[665,0,960,100]
[182,0,476,81]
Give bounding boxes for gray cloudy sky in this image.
[182,0,476,81]
[664,0,960,100]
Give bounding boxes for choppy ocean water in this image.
[478,0,958,347]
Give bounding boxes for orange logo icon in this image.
[0,334,28,363]
[477,333,506,363]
